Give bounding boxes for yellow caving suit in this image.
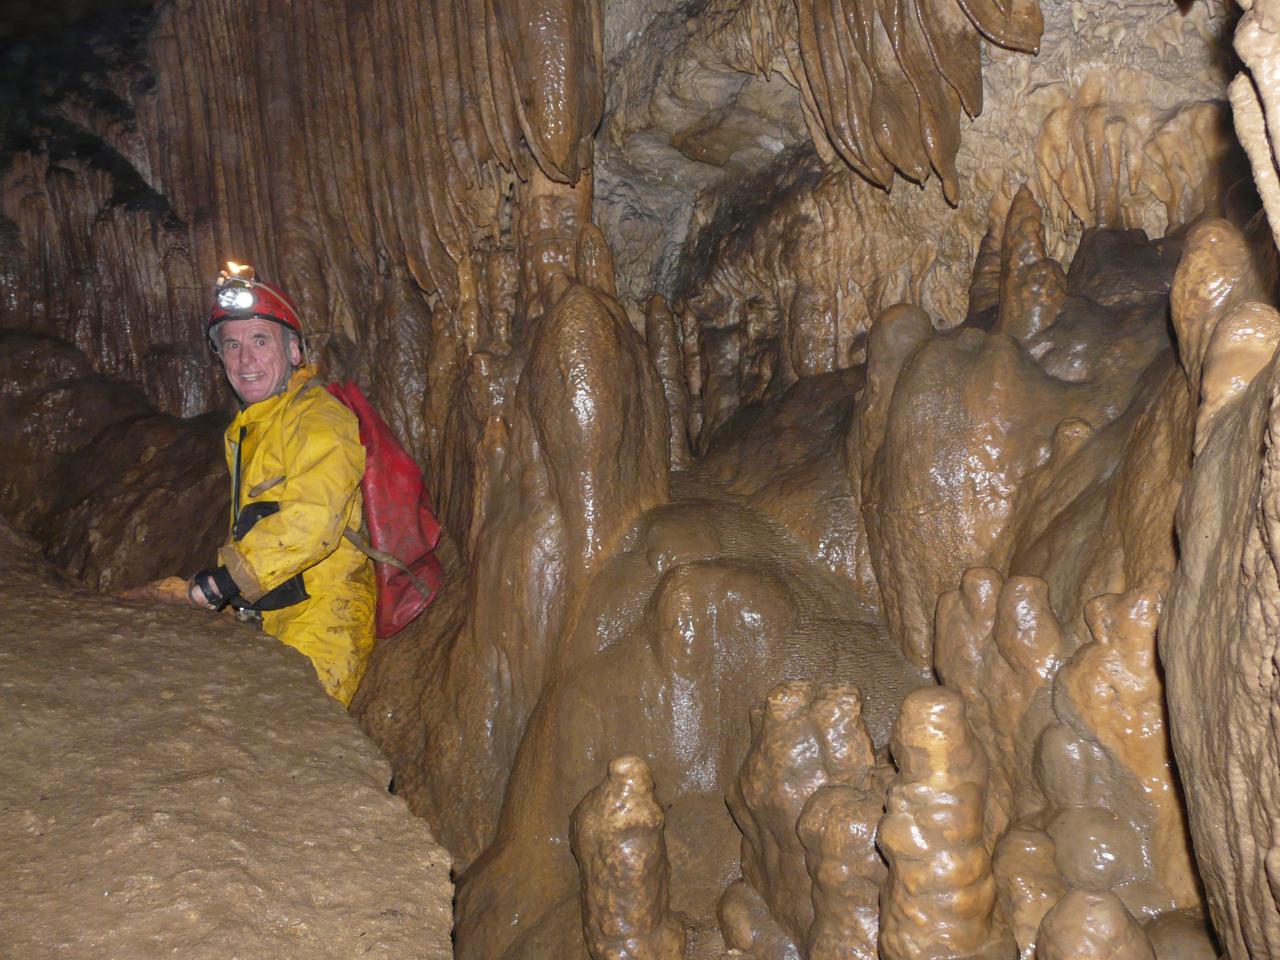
[218,366,376,705]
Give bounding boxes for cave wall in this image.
[0,0,603,553]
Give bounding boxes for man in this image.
[188,266,376,706]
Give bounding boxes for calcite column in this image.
[878,686,1003,960]
[797,783,885,960]
[570,755,685,960]
[721,681,885,955]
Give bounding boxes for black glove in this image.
[190,566,241,611]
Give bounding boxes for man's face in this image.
[216,317,301,405]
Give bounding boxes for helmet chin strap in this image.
[271,365,297,398]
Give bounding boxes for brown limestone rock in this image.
[992,825,1067,959]
[934,568,1064,845]
[915,0,983,118]
[1169,218,1270,395]
[718,878,802,960]
[967,227,1003,322]
[0,520,453,960]
[725,682,880,947]
[888,0,964,203]
[1035,889,1156,960]
[449,474,921,960]
[1195,299,1280,453]
[675,149,972,444]
[525,280,671,581]
[854,303,934,491]
[645,295,694,470]
[703,369,881,605]
[761,0,1040,191]
[570,755,685,960]
[878,686,1003,960]
[1142,910,1220,960]
[450,258,671,838]
[577,222,619,299]
[1056,586,1199,909]
[796,782,886,960]
[952,0,1043,54]
[512,4,601,192]
[862,325,1089,665]
[519,171,597,318]
[0,332,227,590]
[997,184,1068,344]
[1163,320,1280,954]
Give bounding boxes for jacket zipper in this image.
[231,425,247,532]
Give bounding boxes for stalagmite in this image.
[1169,218,1269,395]
[1034,889,1155,960]
[934,568,1063,845]
[878,686,1004,960]
[1055,586,1199,909]
[723,681,887,954]
[796,783,886,960]
[991,825,1067,959]
[861,310,1091,665]
[570,756,685,960]
[996,184,1066,343]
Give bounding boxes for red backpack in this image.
[326,380,444,638]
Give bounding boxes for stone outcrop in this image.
[0,520,453,959]
[0,331,226,590]
[1163,216,1280,958]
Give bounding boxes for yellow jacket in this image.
[218,367,376,705]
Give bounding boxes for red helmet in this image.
[207,264,303,345]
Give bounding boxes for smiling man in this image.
[187,266,376,705]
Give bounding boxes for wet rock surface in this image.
[0,331,226,590]
[1162,217,1280,958]
[0,519,452,959]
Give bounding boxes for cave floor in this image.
[0,522,453,959]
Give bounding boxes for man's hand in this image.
[188,578,216,609]
[189,566,241,611]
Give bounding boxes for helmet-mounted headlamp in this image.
[207,261,304,347]
[216,281,257,313]
[214,261,261,314]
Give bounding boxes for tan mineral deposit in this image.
[3,0,1280,957]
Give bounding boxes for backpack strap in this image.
[342,527,434,601]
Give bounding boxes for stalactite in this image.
[757,0,1043,200]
